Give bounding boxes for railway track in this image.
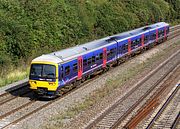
[168,28,180,40]
[170,25,180,31]
[0,73,101,129]
[84,49,180,129]
[0,25,179,129]
[123,70,180,129]
[0,86,31,106]
[145,85,180,129]
[0,90,68,128]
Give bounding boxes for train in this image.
[29,22,170,98]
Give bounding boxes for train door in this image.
[103,48,107,68]
[78,56,83,79]
[128,39,131,54]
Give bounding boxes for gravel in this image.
[0,92,33,116]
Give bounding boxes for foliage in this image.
[165,0,180,21]
[0,0,179,79]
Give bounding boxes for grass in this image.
[0,67,29,87]
[45,40,180,129]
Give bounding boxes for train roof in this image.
[32,22,169,64]
[50,37,111,61]
[110,22,169,41]
[32,37,112,63]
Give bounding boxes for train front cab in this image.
[29,62,59,98]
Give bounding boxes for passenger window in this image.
[122,44,128,50]
[92,56,95,64]
[83,59,87,66]
[154,33,156,38]
[122,45,125,50]
[96,55,100,61]
[109,48,115,56]
[87,58,91,65]
[151,33,156,39]
[73,63,77,72]
[158,30,164,37]
[100,53,103,59]
[144,36,148,42]
[132,40,136,47]
[110,49,113,54]
[125,44,128,50]
[137,38,141,44]
[126,44,128,50]
[65,66,70,75]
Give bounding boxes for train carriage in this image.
[29,22,169,98]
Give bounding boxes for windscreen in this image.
[30,64,56,81]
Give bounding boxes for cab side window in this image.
[61,66,64,79]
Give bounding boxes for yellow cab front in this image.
[29,62,58,97]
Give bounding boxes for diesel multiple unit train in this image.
[29,22,170,98]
